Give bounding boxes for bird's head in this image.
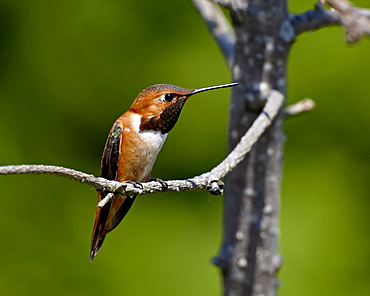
[129,82,238,134]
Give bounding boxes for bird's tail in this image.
[90,191,112,262]
[90,192,136,262]
[90,233,106,262]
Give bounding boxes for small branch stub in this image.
[285,98,316,117]
[97,192,115,208]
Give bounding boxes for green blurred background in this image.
[0,0,369,295]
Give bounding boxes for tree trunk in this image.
[213,1,291,295]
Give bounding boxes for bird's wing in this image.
[90,123,132,261]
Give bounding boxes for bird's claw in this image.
[207,180,224,196]
[125,181,144,190]
[149,178,168,192]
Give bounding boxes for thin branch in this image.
[191,0,235,67]
[291,2,341,36]
[327,0,370,42]
[0,164,134,193]
[285,98,316,117]
[207,90,284,179]
[291,0,370,41]
[0,90,284,198]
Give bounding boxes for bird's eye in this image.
[163,93,175,102]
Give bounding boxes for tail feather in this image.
[90,191,113,262]
[90,234,106,262]
[90,193,136,261]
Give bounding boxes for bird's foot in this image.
[149,178,168,192]
[206,180,224,195]
[125,181,144,190]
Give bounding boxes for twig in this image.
[327,0,370,42]
[0,90,284,197]
[98,193,115,208]
[285,98,316,117]
[291,0,370,41]
[191,0,235,67]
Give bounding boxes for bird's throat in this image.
[139,97,187,134]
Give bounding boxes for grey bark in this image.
[213,1,289,295]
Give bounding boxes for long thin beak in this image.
[191,82,238,95]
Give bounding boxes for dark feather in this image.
[106,195,136,233]
[101,124,122,180]
[90,124,122,261]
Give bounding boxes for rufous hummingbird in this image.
[90,82,238,261]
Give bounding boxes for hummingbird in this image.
[90,82,238,261]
